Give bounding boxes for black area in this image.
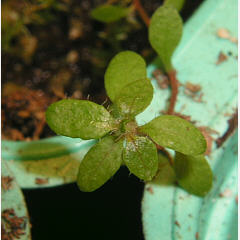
[23,167,145,240]
[181,0,205,21]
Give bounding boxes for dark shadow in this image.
[23,166,145,240]
[181,0,206,22]
[151,153,176,186]
[11,141,84,183]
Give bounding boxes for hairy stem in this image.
[167,70,178,115]
[132,1,179,115]
[133,0,150,26]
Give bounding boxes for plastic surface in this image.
[2,161,31,240]
[140,0,238,239]
[2,137,96,188]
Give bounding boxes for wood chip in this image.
[229,37,238,44]
[216,109,238,148]
[152,69,169,89]
[2,83,57,140]
[1,176,13,191]
[175,221,181,228]
[217,28,238,44]
[35,178,49,185]
[219,189,232,198]
[146,186,154,194]
[7,129,25,141]
[66,50,79,64]
[2,209,26,240]
[216,52,228,65]
[185,82,201,93]
[217,28,230,39]
[183,82,204,102]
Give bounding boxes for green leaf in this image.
[77,135,123,192]
[149,5,183,71]
[174,152,213,196]
[104,51,147,102]
[123,136,158,181]
[46,99,116,140]
[114,78,153,119]
[139,115,206,155]
[151,153,176,185]
[91,5,129,23]
[164,0,185,12]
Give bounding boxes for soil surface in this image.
[2,0,204,141]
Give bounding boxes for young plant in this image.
[91,2,184,115]
[91,4,130,23]
[90,0,185,25]
[149,4,182,114]
[46,51,212,196]
[164,0,185,12]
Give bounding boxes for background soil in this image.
[3,0,204,239]
[3,0,204,141]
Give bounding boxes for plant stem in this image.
[167,70,178,115]
[133,0,150,26]
[132,1,179,115]
[216,109,238,148]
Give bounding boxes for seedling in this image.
[46,2,213,197]
[46,51,213,196]
[92,2,185,115]
[91,0,185,24]
[91,4,130,23]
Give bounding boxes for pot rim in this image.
[2,136,96,160]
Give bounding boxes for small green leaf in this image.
[151,153,176,185]
[174,152,213,196]
[164,0,185,12]
[123,136,158,181]
[139,115,206,155]
[149,5,183,71]
[105,51,147,102]
[115,78,153,119]
[46,99,116,140]
[91,5,129,23]
[77,135,123,192]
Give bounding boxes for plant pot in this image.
[141,0,238,239]
[2,161,31,240]
[2,136,96,188]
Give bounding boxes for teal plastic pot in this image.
[2,136,96,188]
[2,160,32,240]
[141,0,238,239]
[1,0,237,238]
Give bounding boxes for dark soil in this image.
[2,0,204,141]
